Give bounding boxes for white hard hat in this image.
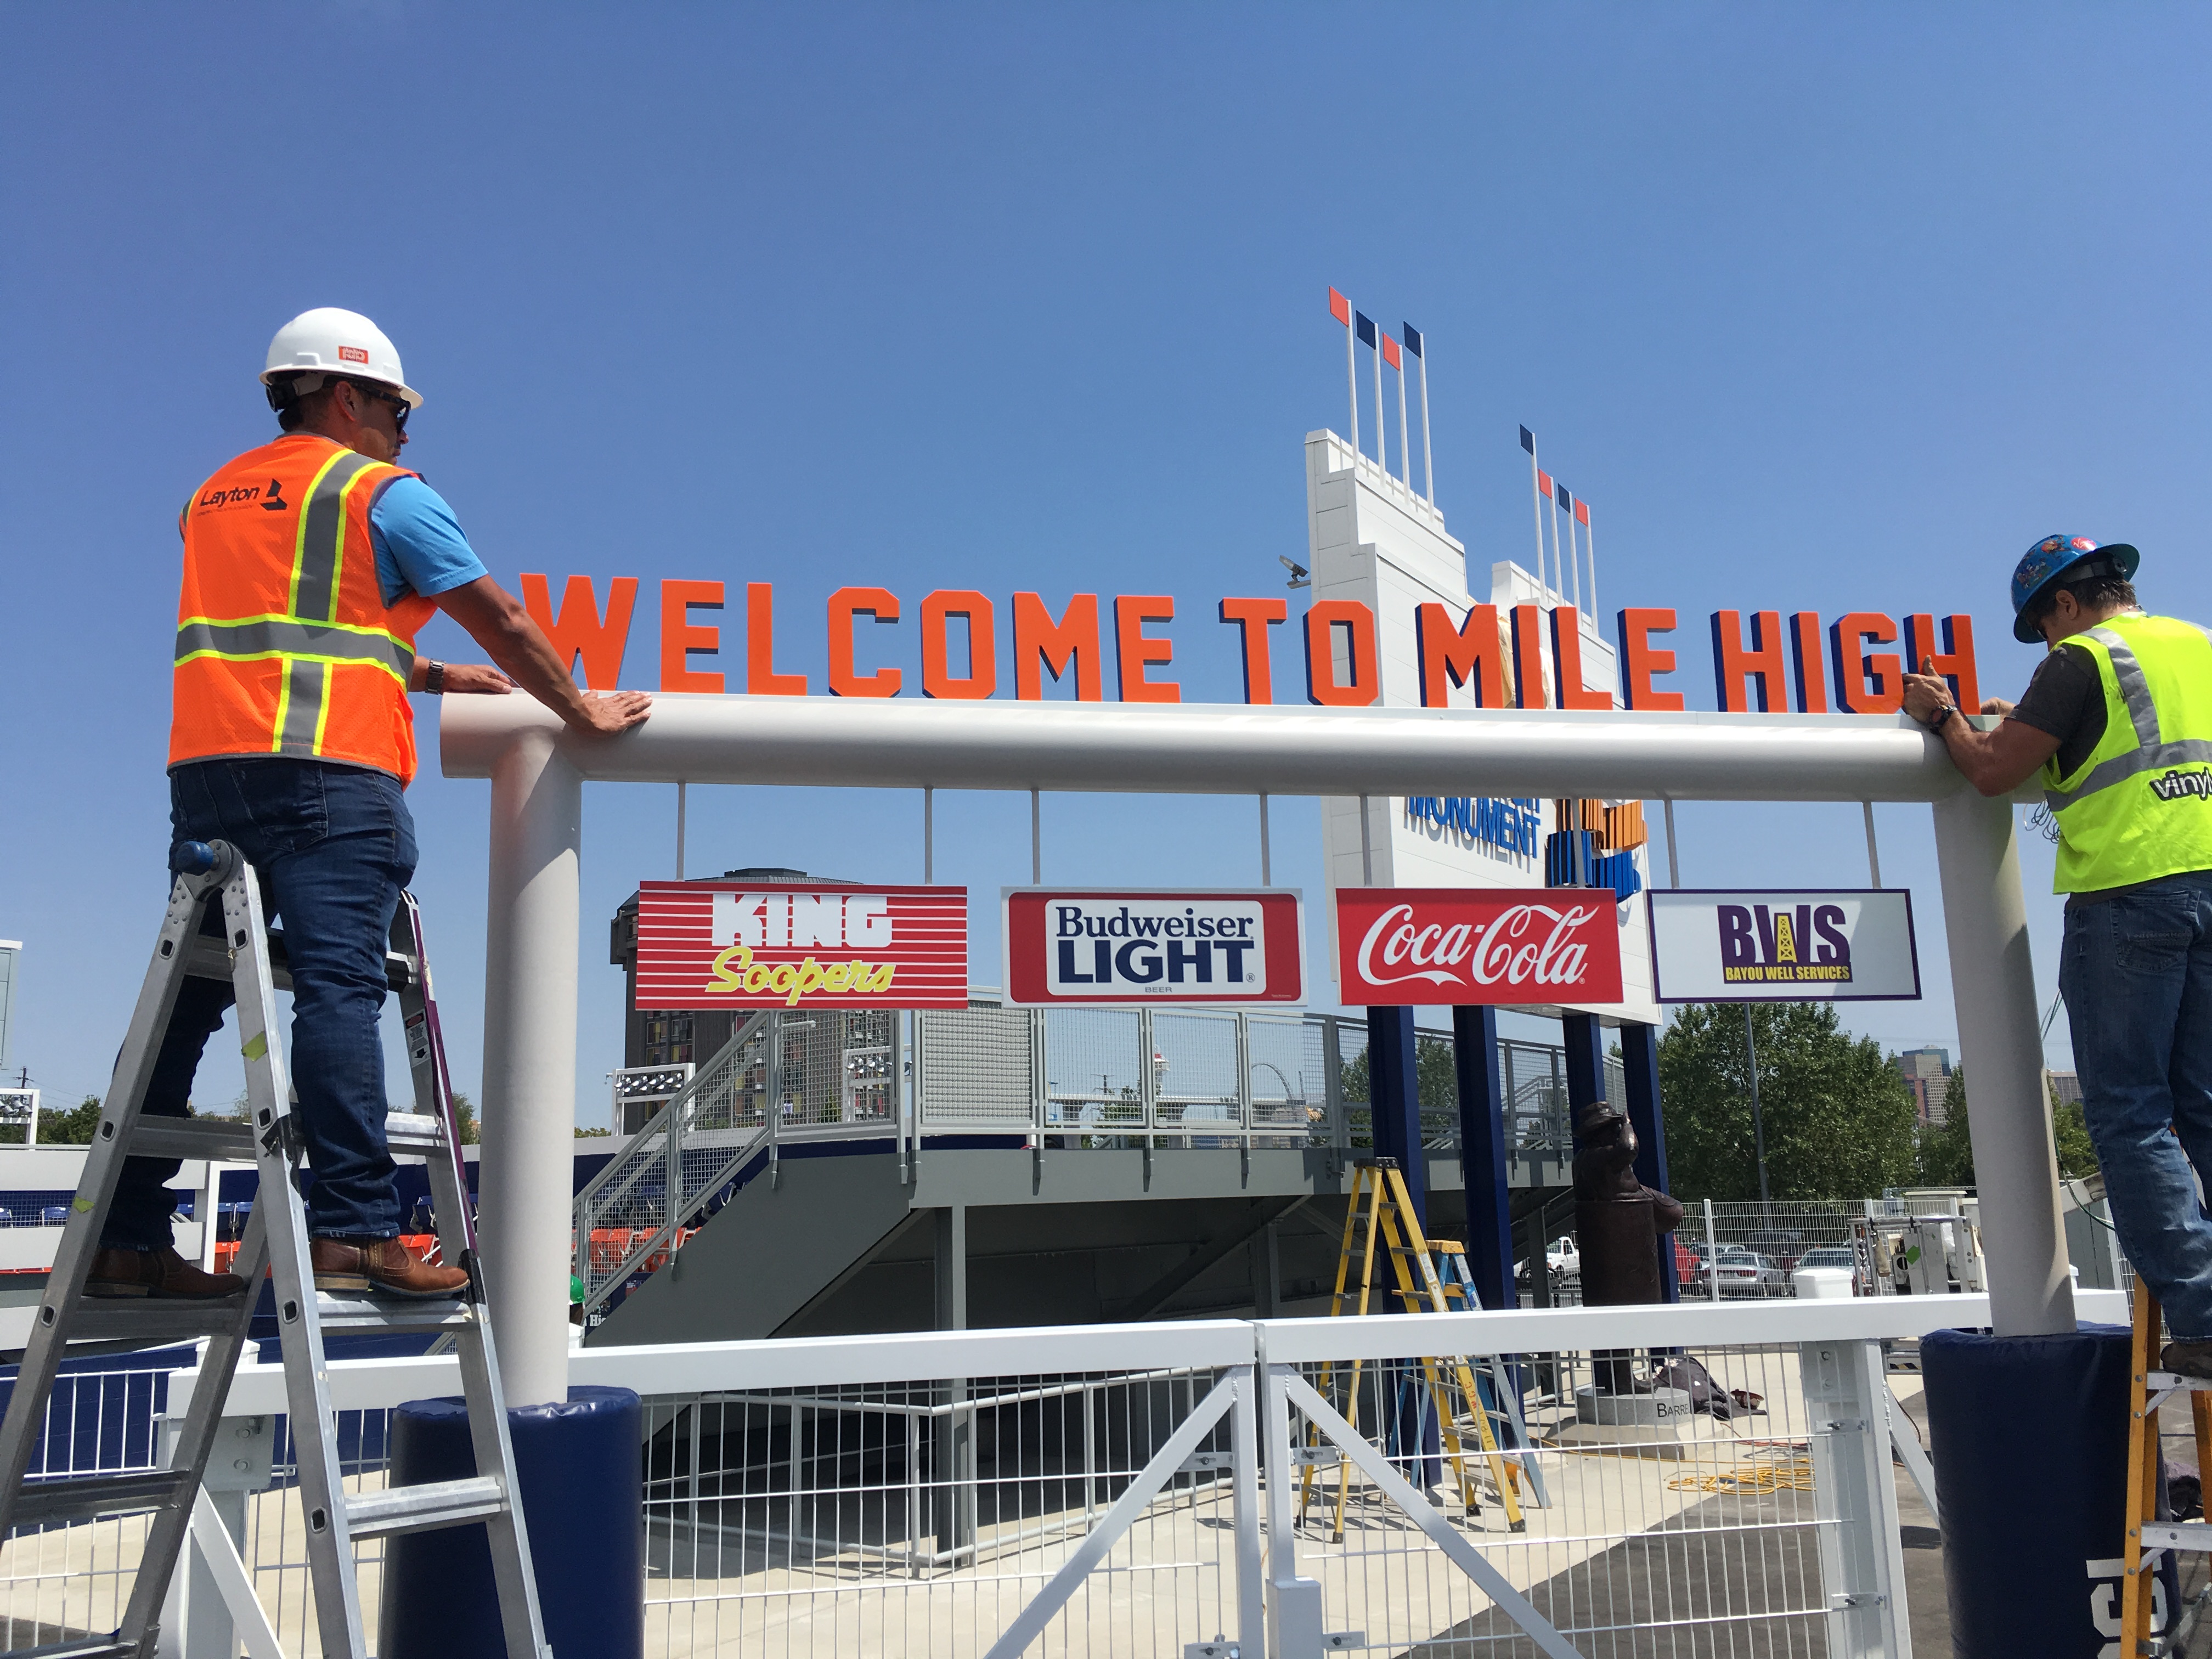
[261,307,422,409]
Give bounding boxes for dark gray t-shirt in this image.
[2008,642,2108,780]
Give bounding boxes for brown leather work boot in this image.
[2164,1340,2212,1381]
[85,1246,246,1300]
[311,1235,469,1299]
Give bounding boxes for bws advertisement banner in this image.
[634,881,970,1010]
[1003,889,1306,1007]
[1333,888,1623,1007]
[1646,889,1920,1003]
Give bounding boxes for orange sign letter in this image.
[828,586,901,697]
[1114,595,1180,703]
[1616,608,1684,710]
[921,590,997,699]
[747,582,808,696]
[1012,592,1103,701]
[1709,610,1787,712]
[659,579,724,693]
[1304,601,1380,707]
[1829,613,1904,714]
[1415,603,1505,708]
[1218,597,1287,705]
[521,574,637,690]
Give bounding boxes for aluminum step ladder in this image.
[1429,1240,1550,1510]
[0,840,551,1659]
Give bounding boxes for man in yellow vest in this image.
[1903,535,2212,1374]
[95,308,650,1300]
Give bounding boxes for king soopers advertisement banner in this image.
[1003,889,1306,1007]
[1333,888,1624,1007]
[1646,889,1921,1003]
[634,881,970,1009]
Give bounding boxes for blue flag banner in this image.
[1354,312,1376,348]
[1519,425,1535,454]
[1402,323,1423,359]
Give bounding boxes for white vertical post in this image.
[1358,795,1374,885]
[1563,493,1582,613]
[1545,487,1565,602]
[674,780,686,880]
[1417,346,1435,505]
[1030,788,1041,884]
[1801,1338,1910,1657]
[1395,348,1411,490]
[478,731,582,1406]
[1259,793,1272,887]
[1259,1351,1325,1656]
[1931,788,2074,1336]
[923,786,934,883]
[1664,799,1682,888]
[1705,1198,1720,1301]
[1863,802,1883,888]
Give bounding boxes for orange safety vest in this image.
[170,434,436,783]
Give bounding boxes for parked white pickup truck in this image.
[1514,1235,1580,1287]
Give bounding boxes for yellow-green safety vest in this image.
[2041,612,2212,893]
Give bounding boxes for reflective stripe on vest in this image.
[2038,614,2212,893]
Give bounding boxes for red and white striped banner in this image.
[633,881,969,1010]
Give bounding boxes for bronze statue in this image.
[1572,1102,1685,1392]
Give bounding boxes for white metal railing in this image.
[53,1290,2128,1658]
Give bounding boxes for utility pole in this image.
[1744,1006,1771,1217]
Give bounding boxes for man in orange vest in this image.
[95,308,650,1300]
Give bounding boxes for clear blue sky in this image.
[6,5,2209,1119]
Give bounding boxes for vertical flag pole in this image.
[1581,500,1598,622]
[675,780,686,880]
[1521,428,1545,591]
[1408,325,1434,505]
[1031,788,1042,884]
[1358,795,1374,886]
[1330,288,1359,458]
[1663,799,1681,888]
[1863,802,1882,888]
[1560,485,1582,613]
[1259,794,1272,887]
[1370,325,1386,475]
[1547,484,1565,603]
[924,786,934,884]
[1393,342,1410,491]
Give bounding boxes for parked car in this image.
[1514,1235,1580,1289]
[1684,1243,1784,1296]
[1795,1246,1858,1271]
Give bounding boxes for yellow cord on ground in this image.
[1667,1458,1815,1495]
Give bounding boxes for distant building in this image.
[2047,1070,2083,1108]
[1897,1045,1953,1127]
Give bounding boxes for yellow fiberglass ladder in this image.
[1297,1159,1527,1540]
[2123,1284,2212,1657]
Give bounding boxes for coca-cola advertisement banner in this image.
[1334,888,1624,1007]
[1646,889,1920,1003]
[1003,888,1305,1007]
[633,881,970,1011]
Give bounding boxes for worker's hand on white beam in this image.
[1903,666,2058,797]
[435,575,652,737]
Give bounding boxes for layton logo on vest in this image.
[196,476,287,515]
[1333,888,1624,1007]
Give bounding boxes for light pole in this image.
[1744,1005,1771,1218]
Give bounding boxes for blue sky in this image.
[6,4,2209,1119]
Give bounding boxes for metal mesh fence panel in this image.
[918,1001,1035,1130]
[1045,1008,1145,1143]
[1246,1013,1324,1146]
[1152,1012,1240,1146]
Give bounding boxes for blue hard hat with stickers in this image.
[2009,534,2140,643]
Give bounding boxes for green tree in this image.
[37,1096,110,1145]
[450,1091,481,1146]
[1910,1070,2096,1188]
[1658,1003,1918,1201]
[1338,1036,1459,1144]
[575,1126,610,1138]
[1912,1070,1975,1187]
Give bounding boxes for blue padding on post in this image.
[381,1386,642,1659]
[1922,1325,2175,1655]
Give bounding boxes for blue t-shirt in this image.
[368,475,489,609]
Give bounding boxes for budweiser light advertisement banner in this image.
[1333,888,1623,1007]
[634,881,969,1009]
[1002,889,1306,1007]
[1646,889,1921,1003]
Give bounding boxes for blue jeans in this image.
[2061,871,2212,1339]
[106,760,417,1250]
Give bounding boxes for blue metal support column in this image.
[1451,1005,1513,1310]
[1620,1020,1678,1304]
[1560,1011,1607,1131]
[1365,1006,1425,1228]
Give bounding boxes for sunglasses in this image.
[348,380,410,432]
